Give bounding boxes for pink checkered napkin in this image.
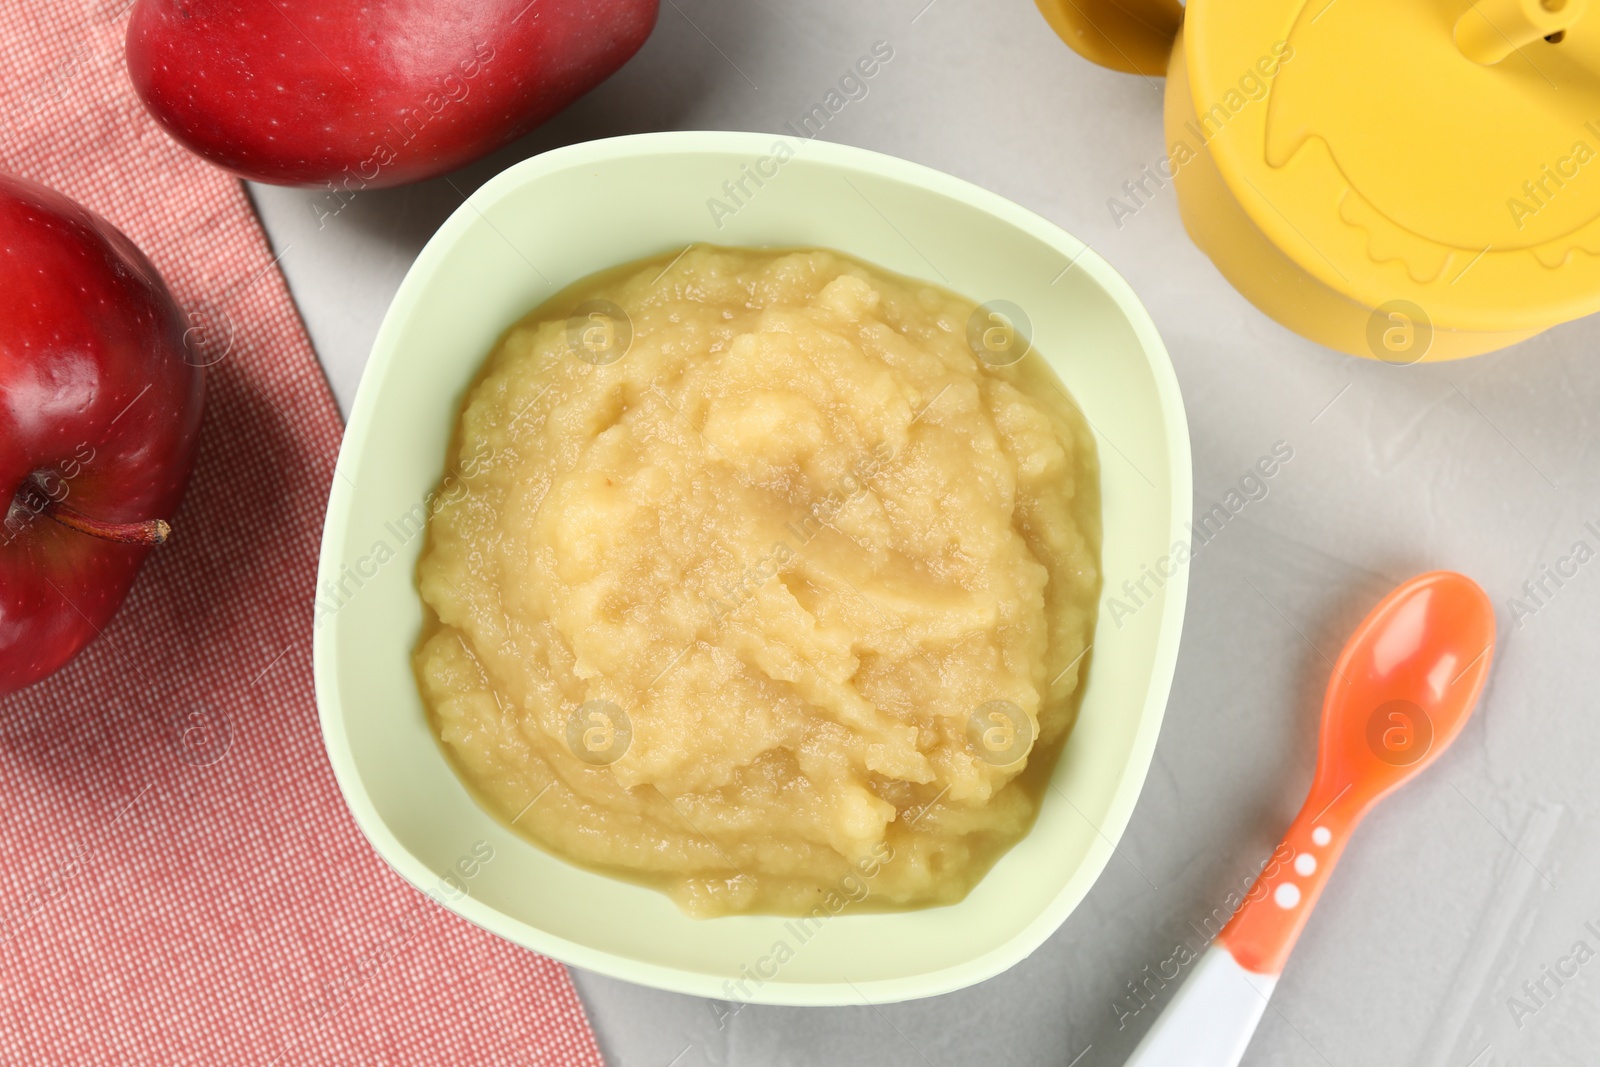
[0,3,606,1064]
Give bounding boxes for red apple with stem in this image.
[124,0,659,190]
[0,173,204,697]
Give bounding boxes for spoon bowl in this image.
[1320,570,1496,813]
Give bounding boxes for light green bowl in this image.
[313,131,1191,1006]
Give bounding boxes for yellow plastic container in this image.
[1038,0,1600,360]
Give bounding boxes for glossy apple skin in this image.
[125,0,659,189]
[0,174,204,697]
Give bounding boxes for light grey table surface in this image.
[250,2,1600,1064]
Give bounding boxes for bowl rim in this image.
[313,129,1192,1005]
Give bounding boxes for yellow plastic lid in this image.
[1185,0,1600,333]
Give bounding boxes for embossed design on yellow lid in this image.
[1039,0,1600,358]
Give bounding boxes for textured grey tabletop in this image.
[251,2,1600,1064]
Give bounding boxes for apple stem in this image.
[37,496,171,546]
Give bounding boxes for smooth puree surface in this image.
[414,246,1100,917]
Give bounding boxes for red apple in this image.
[124,0,659,190]
[0,173,204,697]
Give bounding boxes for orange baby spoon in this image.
[1127,572,1496,1066]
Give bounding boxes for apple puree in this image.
[414,246,1100,917]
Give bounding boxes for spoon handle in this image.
[1123,944,1276,1067]
[1125,794,1361,1067]
[1217,789,1360,976]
